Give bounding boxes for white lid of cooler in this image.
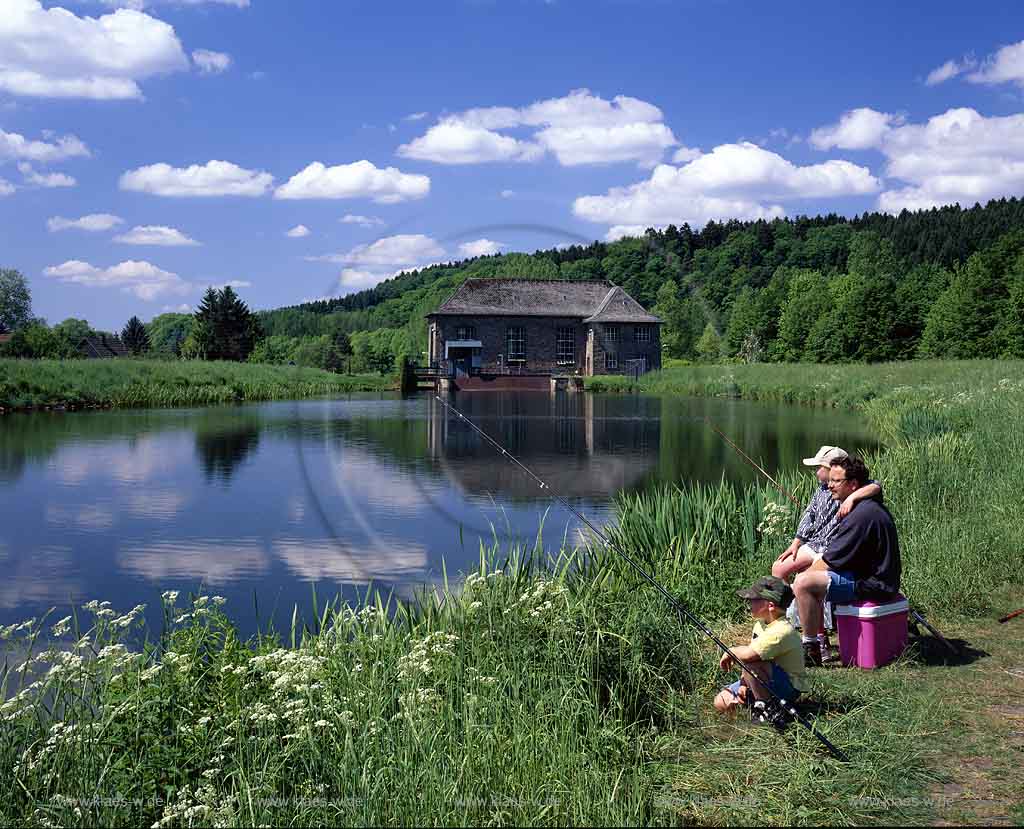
[834,597,909,619]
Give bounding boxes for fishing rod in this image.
[999,608,1024,624]
[435,394,849,763]
[704,417,960,657]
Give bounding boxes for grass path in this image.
[659,593,1024,826]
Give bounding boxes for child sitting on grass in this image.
[714,576,807,722]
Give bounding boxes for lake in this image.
[0,391,880,637]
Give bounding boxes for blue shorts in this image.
[825,570,858,603]
[725,663,801,703]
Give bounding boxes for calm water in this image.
[0,392,880,636]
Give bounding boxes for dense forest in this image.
[4,197,1023,371]
[256,196,1024,369]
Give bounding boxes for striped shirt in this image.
[795,480,882,554]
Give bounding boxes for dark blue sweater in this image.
[823,498,902,599]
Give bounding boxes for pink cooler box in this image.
[834,595,909,669]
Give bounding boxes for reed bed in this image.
[2,361,1020,825]
[0,359,395,411]
[1,543,938,828]
[587,359,1024,409]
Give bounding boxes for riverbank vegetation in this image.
[2,364,1023,824]
[0,359,395,411]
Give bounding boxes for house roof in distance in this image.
[78,334,130,358]
[427,279,661,323]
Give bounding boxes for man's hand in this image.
[838,495,857,518]
[719,652,733,671]
[776,541,800,563]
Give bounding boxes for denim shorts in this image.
[725,663,801,703]
[825,569,858,603]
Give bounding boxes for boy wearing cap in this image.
[714,576,806,720]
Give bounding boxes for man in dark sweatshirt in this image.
[792,455,901,666]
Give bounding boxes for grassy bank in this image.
[586,359,1024,408]
[0,359,397,411]
[2,361,1022,825]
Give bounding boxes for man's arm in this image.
[838,480,882,518]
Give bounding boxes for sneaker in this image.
[803,640,823,667]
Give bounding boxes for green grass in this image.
[585,359,1024,408]
[0,359,397,411]
[3,359,1023,825]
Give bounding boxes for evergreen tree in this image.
[187,286,263,361]
[121,316,151,355]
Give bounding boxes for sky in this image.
[1,0,1023,331]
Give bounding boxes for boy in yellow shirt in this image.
[714,576,807,723]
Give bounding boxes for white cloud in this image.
[875,107,1024,213]
[162,302,191,312]
[19,162,75,187]
[671,145,703,163]
[536,122,676,167]
[191,49,231,74]
[809,108,903,150]
[120,160,273,197]
[0,178,14,196]
[404,111,429,121]
[398,121,544,165]
[398,88,680,167]
[114,225,200,246]
[338,268,385,292]
[925,59,973,86]
[500,189,516,198]
[340,213,384,227]
[966,39,1024,87]
[0,0,189,100]
[310,234,446,293]
[286,224,310,238]
[274,160,430,203]
[573,142,878,229]
[44,259,191,300]
[458,238,505,257]
[203,279,251,290]
[48,213,123,232]
[0,128,89,162]
[335,234,445,268]
[604,225,656,241]
[100,0,249,6]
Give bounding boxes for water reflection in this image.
[194,420,261,483]
[425,393,661,500]
[0,392,881,637]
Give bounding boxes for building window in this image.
[456,325,477,340]
[634,326,651,343]
[506,326,525,360]
[605,325,619,349]
[557,327,574,364]
[605,353,618,370]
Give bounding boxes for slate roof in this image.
[427,279,661,323]
[78,334,130,358]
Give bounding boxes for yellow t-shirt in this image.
[749,618,807,691]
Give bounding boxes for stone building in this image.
[425,279,661,377]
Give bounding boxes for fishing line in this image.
[703,416,960,657]
[434,393,849,762]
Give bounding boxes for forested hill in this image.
[257,196,1024,369]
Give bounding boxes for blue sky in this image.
[2,0,1023,331]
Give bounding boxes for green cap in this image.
[737,576,792,606]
